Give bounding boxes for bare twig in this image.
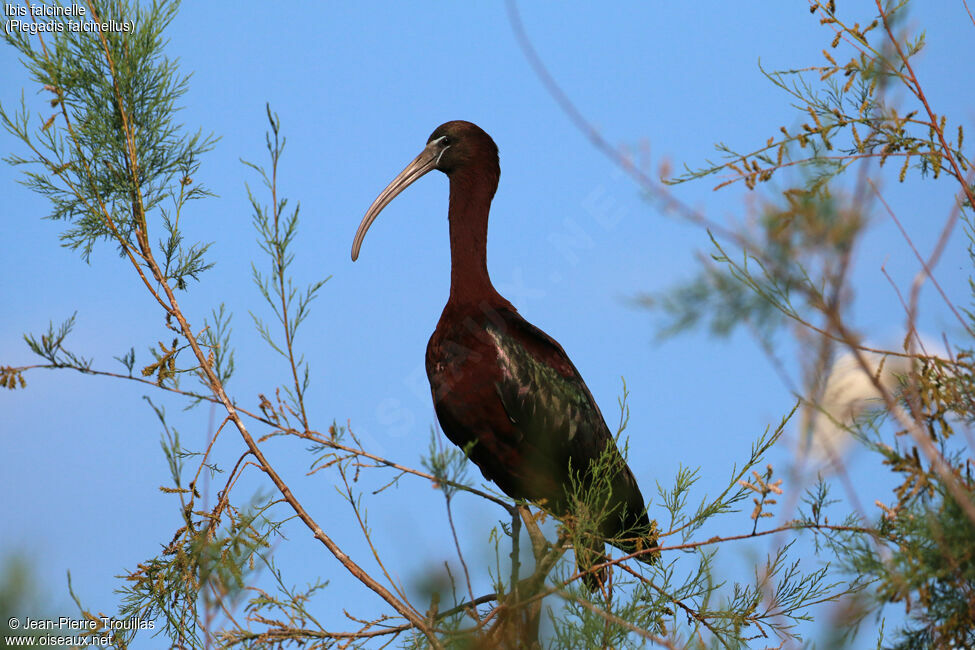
[869,177,973,336]
[445,496,479,623]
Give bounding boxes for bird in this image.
[351,120,658,588]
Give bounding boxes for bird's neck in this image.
[446,169,505,308]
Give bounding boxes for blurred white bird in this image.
[804,350,914,464]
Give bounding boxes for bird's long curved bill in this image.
[351,143,441,261]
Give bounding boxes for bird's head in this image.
[351,120,499,261]
[425,120,499,178]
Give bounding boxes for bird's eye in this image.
[440,136,451,146]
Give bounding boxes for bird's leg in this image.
[518,504,548,563]
[515,505,573,593]
[492,504,551,649]
[509,507,522,591]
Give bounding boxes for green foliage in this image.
[422,431,475,501]
[202,303,235,388]
[839,336,975,647]
[639,246,788,341]
[644,184,865,343]
[22,312,92,371]
[661,408,793,545]
[867,489,975,648]
[1,0,215,265]
[245,105,329,430]
[218,556,330,647]
[668,1,969,195]
[113,407,272,649]
[0,553,50,643]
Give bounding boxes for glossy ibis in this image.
[352,121,658,587]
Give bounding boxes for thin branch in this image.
[505,0,743,246]
[869,177,973,336]
[337,462,421,619]
[554,587,677,647]
[445,496,479,623]
[963,0,975,28]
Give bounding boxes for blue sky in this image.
[2,2,973,646]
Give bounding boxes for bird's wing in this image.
[485,313,646,526]
[486,317,607,469]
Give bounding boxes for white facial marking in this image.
[436,141,451,166]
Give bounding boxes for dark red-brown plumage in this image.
[352,121,658,586]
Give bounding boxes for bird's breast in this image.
[425,318,501,410]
